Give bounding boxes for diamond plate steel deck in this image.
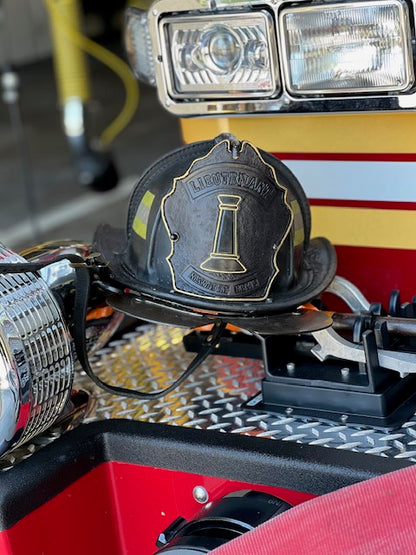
[2,324,416,471]
[81,325,416,462]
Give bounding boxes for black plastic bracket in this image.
[246,358,416,431]
[184,324,416,430]
[246,326,416,430]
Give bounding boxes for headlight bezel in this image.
[127,0,416,116]
[160,10,280,100]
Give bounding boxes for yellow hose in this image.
[44,0,140,146]
[45,0,91,103]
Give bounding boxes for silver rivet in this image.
[341,414,348,423]
[193,486,209,504]
[286,362,295,372]
[341,367,350,377]
[285,407,294,415]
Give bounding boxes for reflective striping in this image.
[132,219,147,240]
[291,200,304,246]
[181,120,416,203]
[132,190,155,240]
[291,199,301,214]
[283,159,416,203]
[293,228,304,246]
[311,205,416,250]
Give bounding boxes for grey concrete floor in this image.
[0,55,182,252]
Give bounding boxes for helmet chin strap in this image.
[0,256,226,400]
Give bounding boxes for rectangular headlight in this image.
[160,11,279,99]
[280,0,414,95]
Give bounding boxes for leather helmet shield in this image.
[162,139,294,301]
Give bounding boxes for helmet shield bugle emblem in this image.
[162,139,294,301]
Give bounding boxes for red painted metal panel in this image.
[334,245,416,309]
[0,462,315,555]
[0,533,12,554]
[3,464,121,555]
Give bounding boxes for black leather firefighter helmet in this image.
[94,135,336,323]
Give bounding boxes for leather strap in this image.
[0,256,226,400]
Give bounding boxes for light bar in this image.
[160,11,279,98]
[280,0,414,95]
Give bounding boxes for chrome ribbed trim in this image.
[0,245,73,455]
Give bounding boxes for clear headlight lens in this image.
[280,0,413,95]
[161,12,279,98]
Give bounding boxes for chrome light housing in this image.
[0,241,126,459]
[125,8,156,86]
[0,245,73,457]
[125,0,416,116]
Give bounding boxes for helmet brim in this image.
[94,223,337,318]
[106,292,332,334]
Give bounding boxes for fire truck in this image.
[1,1,416,553]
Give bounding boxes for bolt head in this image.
[193,486,209,504]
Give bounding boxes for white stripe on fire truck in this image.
[282,159,416,203]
